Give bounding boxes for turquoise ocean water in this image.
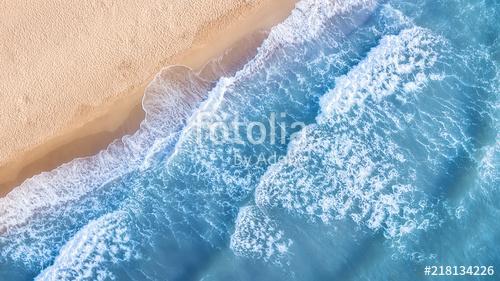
[0,0,498,280]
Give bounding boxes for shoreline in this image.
[0,0,297,196]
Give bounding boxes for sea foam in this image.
[233,26,444,263]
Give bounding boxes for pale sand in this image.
[0,0,297,196]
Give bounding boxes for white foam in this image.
[237,0,378,76]
[230,206,292,264]
[477,141,499,184]
[236,25,447,260]
[253,27,443,242]
[162,0,382,201]
[268,0,376,44]
[319,27,441,119]
[378,4,414,31]
[35,211,136,281]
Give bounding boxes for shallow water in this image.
[0,0,498,280]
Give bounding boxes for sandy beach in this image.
[0,0,296,196]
